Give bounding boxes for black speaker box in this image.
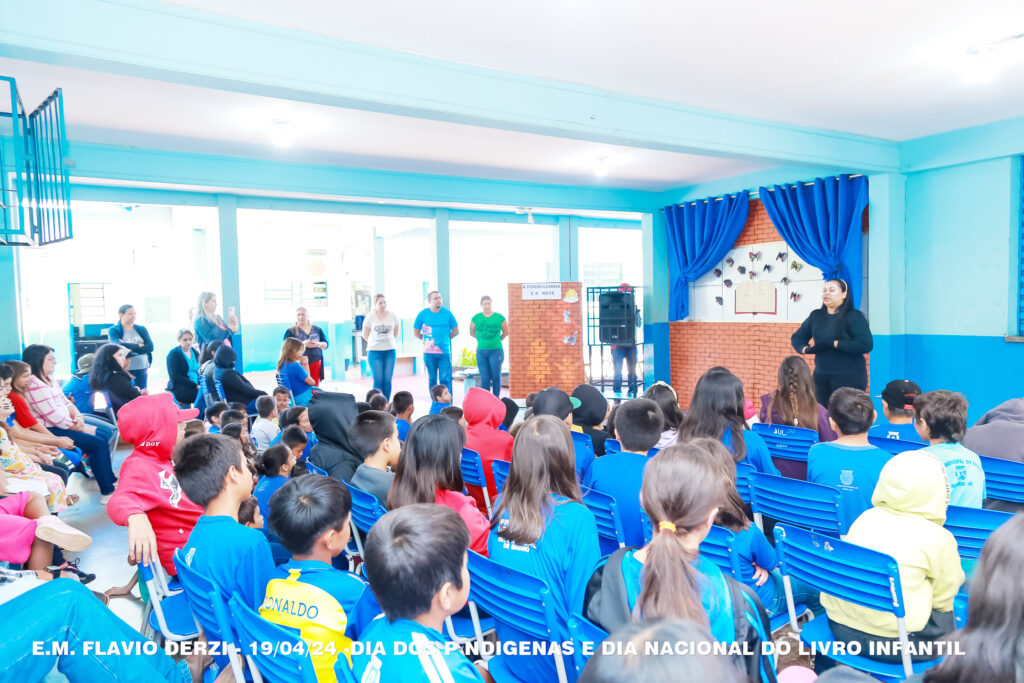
[598,291,636,344]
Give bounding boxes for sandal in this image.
[54,558,96,585]
[65,494,80,506]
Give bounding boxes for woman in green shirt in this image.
[470,295,509,397]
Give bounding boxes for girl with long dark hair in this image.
[644,381,684,449]
[488,414,601,683]
[276,337,316,406]
[761,356,836,441]
[678,369,779,475]
[387,414,488,555]
[90,343,143,415]
[791,278,873,405]
[107,304,154,390]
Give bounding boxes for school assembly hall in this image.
[1,2,1023,682]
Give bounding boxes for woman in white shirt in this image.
[362,294,400,400]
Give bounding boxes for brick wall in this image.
[669,200,868,407]
[508,282,585,398]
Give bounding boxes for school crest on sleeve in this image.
[840,470,854,487]
[159,470,183,507]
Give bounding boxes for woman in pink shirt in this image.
[387,414,489,556]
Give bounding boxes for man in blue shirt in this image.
[413,291,459,395]
[175,434,276,609]
[868,379,925,445]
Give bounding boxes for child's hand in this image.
[127,514,159,566]
[751,563,770,587]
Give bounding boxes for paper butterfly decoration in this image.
[763,264,772,273]
[737,266,746,275]
[749,251,761,261]
[781,277,790,285]
[791,261,803,272]
[713,268,723,278]
[715,296,724,305]
[726,257,735,267]
[776,251,787,262]
[723,279,733,288]
[790,292,801,301]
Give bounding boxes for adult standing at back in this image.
[193,291,238,350]
[791,278,873,406]
[283,307,328,386]
[413,291,458,396]
[470,295,508,397]
[362,294,400,399]
[107,304,154,390]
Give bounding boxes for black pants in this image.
[39,462,70,485]
[824,611,955,666]
[813,370,867,406]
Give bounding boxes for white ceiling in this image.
[0,57,768,192]
[159,0,1024,140]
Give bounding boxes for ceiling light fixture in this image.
[963,33,1024,83]
[269,119,293,148]
[595,156,610,178]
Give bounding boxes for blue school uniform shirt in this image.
[413,308,458,356]
[270,430,316,461]
[396,418,411,441]
[429,401,446,415]
[281,361,313,406]
[61,373,94,414]
[589,451,650,547]
[620,550,735,643]
[253,474,289,522]
[807,442,893,529]
[182,515,275,608]
[730,524,779,608]
[922,442,986,508]
[271,559,381,639]
[351,617,483,683]
[868,421,923,444]
[208,424,221,434]
[722,429,780,476]
[488,495,600,683]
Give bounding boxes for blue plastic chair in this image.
[604,438,622,453]
[735,461,756,504]
[953,592,968,630]
[943,505,1013,562]
[571,431,595,457]
[466,551,571,683]
[198,375,217,406]
[491,459,511,494]
[748,472,845,535]
[753,422,819,465]
[773,524,940,679]
[305,461,329,477]
[139,560,199,643]
[275,371,296,406]
[580,487,627,556]
[979,455,1024,504]
[213,379,227,401]
[172,549,248,682]
[868,435,926,455]
[343,482,388,561]
[227,593,322,683]
[461,448,493,516]
[567,613,609,678]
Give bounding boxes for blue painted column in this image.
[434,208,450,302]
[0,247,22,360]
[373,230,386,294]
[867,173,907,395]
[642,211,671,387]
[557,216,579,281]
[217,194,243,371]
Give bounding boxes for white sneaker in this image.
[35,515,93,552]
[100,494,113,505]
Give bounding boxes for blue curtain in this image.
[665,190,750,321]
[758,175,868,307]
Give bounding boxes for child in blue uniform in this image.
[915,390,985,508]
[488,415,600,683]
[175,433,275,609]
[868,379,925,444]
[429,384,451,415]
[351,504,486,682]
[392,391,414,440]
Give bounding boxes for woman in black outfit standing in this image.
[791,278,873,405]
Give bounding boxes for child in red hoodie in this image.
[107,394,203,576]
[462,387,514,511]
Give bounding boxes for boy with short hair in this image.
[261,475,380,680]
[205,401,229,434]
[440,405,466,426]
[869,379,925,444]
[916,390,985,508]
[280,425,309,463]
[272,386,291,419]
[251,395,281,454]
[391,391,415,440]
[429,384,451,415]
[589,398,663,546]
[176,434,275,608]
[229,402,248,414]
[220,409,246,428]
[352,504,486,682]
[349,410,401,503]
[808,387,894,526]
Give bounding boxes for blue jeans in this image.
[423,353,453,396]
[0,578,189,682]
[83,414,119,454]
[369,349,396,399]
[132,367,149,390]
[764,569,825,618]
[51,427,115,495]
[477,348,504,397]
[610,346,638,394]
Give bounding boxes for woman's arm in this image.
[500,320,509,340]
[790,313,815,354]
[315,325,328,350]
[108,373,143,402]
[24,381,75,430]
[361,322,371,342]
[137,326,155,356]
[469,321,476,338]
[393,317,401,338]
[835,311,874,355]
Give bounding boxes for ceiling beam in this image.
[0,0,899,173]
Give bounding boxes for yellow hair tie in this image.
[658,521,676,533]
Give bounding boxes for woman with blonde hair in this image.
[193,291,238,349]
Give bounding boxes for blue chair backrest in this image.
[604,438,622,453]
[305,461,328,477]
[773,524,906,618]
[343,482,388,533]
[735,461,756,504]
[868,435,926,455]
[492,459,511,493]
[571,431,595,456]
[753,422,818,463]
[567,613,609,678]
[698,525,743,578]
[467,551,565,646]
[979,455,1024,504]
[580,487,627,556]
[227,593,320,683]
[748,472,845,535]
[953,593,968,630]
[943,505,1013,562]
[460,448,488,489]
[213,379,227,401]
[172,549,237,646]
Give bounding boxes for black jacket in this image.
[791,307,873,375]
[97,369,142,415]
[166,346,200,405]
[108,323,155,366]
[308,391,361,482]
[212,345,265,405]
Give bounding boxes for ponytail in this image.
[638,522,708,625]
[257,444,291,478]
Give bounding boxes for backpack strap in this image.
[725,576,778,683]
[583,547,635,634]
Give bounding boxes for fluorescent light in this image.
[595,156,610,178]
[269,120,293,148]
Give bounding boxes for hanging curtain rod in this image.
[667,174,864,207]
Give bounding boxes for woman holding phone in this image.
[283,307,329,386]
[193,292,238,350]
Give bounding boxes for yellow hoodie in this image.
[821,450,964,637]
